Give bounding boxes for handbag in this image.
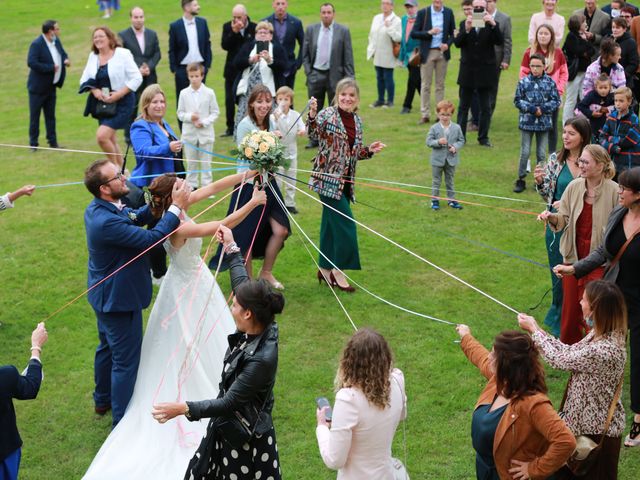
[561,374,623,476]
[92,99,117,119]
[392,41,401,58]
[408,47,421,67]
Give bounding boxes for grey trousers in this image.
[432,162,456,200]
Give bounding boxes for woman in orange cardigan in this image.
[456,326,575,480]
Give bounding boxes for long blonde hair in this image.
[531,24,556,75]
[138,84,166,121]
[582,144,616,180]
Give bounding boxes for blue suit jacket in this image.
[262,13,304,75]
[84,199,180,313]
[168,17,212,72]
[410,6,456,62]
[129,119,179,187]
[0,360,42,462]
[27,35,68,93]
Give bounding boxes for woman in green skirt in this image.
[307,78,386,292]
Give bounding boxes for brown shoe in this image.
[95,404,111,415]
[418,116,430,124]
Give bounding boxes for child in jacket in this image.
[600,86,640,176]
[576,73,614,142]
[513,53,561,193]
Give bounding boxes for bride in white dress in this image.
[83,172,265,480]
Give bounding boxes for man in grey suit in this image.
[487,0,511,114]
[574,0,611,60]
[302,2,354,148]
[119,6,161,143]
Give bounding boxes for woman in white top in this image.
[80,26,142,168]
[367,0,402,107]
[316,328,407,479]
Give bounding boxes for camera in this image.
[471,7,486,28]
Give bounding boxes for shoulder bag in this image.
[606,222,640,273]
[561,374,623,476]
[408,13,428,67]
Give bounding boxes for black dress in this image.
[94,64,135,129]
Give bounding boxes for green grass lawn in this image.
[1,0,639,478]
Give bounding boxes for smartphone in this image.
[316,397,333,422]
[471,8,485,28]
[256,40,269,53]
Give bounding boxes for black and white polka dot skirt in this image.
[185,420,282,480]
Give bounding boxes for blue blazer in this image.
[27,35,68,93]
[130,119,179,187]
[84,199,180,313]
[168,17,212,73]
[262,13,304,75]
[0,360,42,462]
[410,6,456,62]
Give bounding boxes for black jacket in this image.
[409,6,456,63]
[611,32,639,87]
[0,360,42,461]
[563,31,596,78]
[221,19,257,80]
[454,21,503,88]
[187,252,278,433]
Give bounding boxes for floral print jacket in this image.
[535,152,564,205]
[307,107,371,201]
[532,330,626,437]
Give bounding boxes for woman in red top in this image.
[521,24,569,156]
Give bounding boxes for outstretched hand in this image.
[216,224,235,247]
[152,402,186,424]
[251,185,267,207]
[171,179,191,210]
[456,324,471,338]
[369,141,386,154]
[517,313,538,334]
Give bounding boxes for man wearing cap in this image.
[399,0,422,115]
[410,0,456,124]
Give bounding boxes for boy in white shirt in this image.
[177,63,220,189]
[271,86,306,214]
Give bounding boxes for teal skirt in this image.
[318,194,361,270]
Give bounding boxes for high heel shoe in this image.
[317,270,332,286]
[329,272,356,293]
[624,421,640,447]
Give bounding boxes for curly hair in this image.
[493,331,547,399]
[335,328,393,409]
[148,173,178,218]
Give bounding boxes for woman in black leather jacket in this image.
[152,225,284,480]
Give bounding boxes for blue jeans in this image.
[518,130,548,179]
[375,66,395,104]
[0,448,20,480]
[94,310,143,428]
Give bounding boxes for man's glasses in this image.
[100,172,125,186]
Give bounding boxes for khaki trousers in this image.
[420,49,448,118]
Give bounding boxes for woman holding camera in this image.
[315,328,406,479]
[152,225,284,480]
[519,279,628,479]
[456,326,575,480]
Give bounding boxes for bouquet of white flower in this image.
[233,130,288,173]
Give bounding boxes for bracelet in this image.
[30,346,42,353]
[225,242,241,254]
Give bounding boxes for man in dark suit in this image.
[410,0,456,124]
[263,0,304,89]
[84,159,189,427]
[602,1,640,16]
[302,2,354,148]
[168,0,212,109]
[27,20,69,151]
[454,0,502,147]
[119,7,161,144]
[220,4,256,138]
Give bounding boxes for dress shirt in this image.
[44,34,62,84]
[273,14,288,43]
[134,27,145,54]
[182,17,204,65]
[430,6,444,48]
[313,23,334,71]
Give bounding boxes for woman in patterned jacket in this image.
[519,280,627,480]
[307,78,385,292]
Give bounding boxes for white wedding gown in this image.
[83,236,235,480]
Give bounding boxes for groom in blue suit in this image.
[84,159,190,427]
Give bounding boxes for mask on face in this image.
[585,316,594,328]
[611,9,621,18]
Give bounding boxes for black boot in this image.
[513,178,526,193]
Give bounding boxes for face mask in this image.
[585,316,594,328]
[611,9,621,18]
[50,34,57,42]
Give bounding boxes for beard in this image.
[111,184,130,200]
